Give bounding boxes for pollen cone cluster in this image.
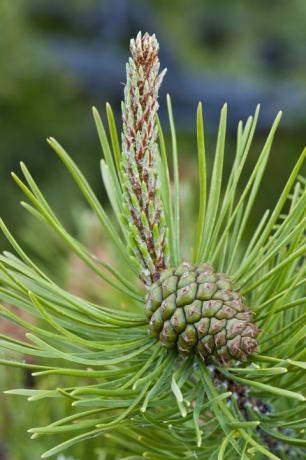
[145,262,259,364]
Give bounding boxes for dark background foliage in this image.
[0,1,305,459]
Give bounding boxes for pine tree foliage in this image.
[0,32,305,459]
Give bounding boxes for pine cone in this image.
[145,262,259,364]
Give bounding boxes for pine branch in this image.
[0,30,305,460]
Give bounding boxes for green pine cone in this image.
[145,262,259,364]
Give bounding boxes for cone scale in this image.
[145,262,259,364]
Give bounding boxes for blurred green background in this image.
[0,0,306,459]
